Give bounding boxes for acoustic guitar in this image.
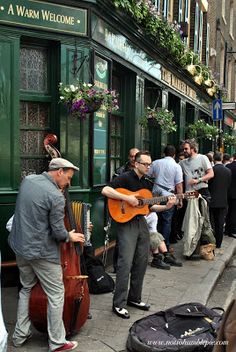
[108,188,198,223]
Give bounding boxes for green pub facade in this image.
[0,0,217,266]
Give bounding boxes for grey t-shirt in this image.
[179,154,212,191]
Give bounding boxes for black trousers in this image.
[209,207,227,248]
[225,199,236,236]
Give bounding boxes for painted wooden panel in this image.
[0,35,20,189]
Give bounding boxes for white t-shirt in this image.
[145,212,158,233]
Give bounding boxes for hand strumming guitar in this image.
[102,186,140,207]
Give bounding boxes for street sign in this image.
[212,99,223,121]
[222,102,236,110]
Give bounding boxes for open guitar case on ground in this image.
[126,302,224,352]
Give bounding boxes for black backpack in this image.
[85,255,115,294]
[127,302,223,352]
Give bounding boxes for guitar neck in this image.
[144,193,184,206]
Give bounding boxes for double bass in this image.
[29,134,90,336]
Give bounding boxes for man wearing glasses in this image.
[102,151,175,319]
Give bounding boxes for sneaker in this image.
[53,341,78,351]
[127,300,150,311]
[113,305,130,319]
[164,253,183,267]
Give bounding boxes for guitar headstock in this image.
[184,191,199,199]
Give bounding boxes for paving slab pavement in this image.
[3,236,236,352]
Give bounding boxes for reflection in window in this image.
[20,47,48,92]
[20,102,49,127]
[20,45,51,177]
[110,115,122,177]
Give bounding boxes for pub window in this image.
[193,3,199,54]
[198,10,203,59]
[178,0,183,22]
[110,115,123,177]
[184,0,189,22]
[19,44,53,178]
[152,0,160,12]
[222,0,226,23]
[205,23,210,66]
[93,54,110,185]
[109,72,123,178]
[229,0,234,38]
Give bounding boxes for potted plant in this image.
[139,106,177,134]
[186,120,219,140]
[59,82,119,118]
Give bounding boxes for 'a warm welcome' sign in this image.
[0,0,87,35]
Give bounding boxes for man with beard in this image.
[179,139,215,259]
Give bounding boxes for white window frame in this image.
[205,23,210,66]
[194,3,199,54]
[229,1,234,39]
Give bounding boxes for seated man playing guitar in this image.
[102,151,176,319]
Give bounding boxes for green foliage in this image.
[223,133,236,147]
[112,0,217,96]
[139,107,177,134]
[186,120,219,140]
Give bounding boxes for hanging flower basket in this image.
[59,82,119,119]
[70,97,103,115]
[139,107,177,134]
[186,120,219,140]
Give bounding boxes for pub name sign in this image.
[0,0,87,36]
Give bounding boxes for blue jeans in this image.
[159,207,175,247]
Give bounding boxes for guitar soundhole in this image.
[121,201,125,214]
[138,199,144,206]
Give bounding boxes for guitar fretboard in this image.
[141,192,194,205]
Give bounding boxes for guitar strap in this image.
[156,184,175,193]
[144,176,175,193]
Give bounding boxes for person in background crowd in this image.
[206,152,214,167]
[146,211,182,269]
[179,139,214,201]
[177,151,185,162]
[208,152,231,248]
[102,151,176,319]
[148,145,183,250]
[223,153,231,166]
[225,153,236,238]
[179,139,215,259]
[8,158,85,352]
[0,252,8,352]
[113,147,140,178]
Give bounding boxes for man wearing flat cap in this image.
[8,157,83,352]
